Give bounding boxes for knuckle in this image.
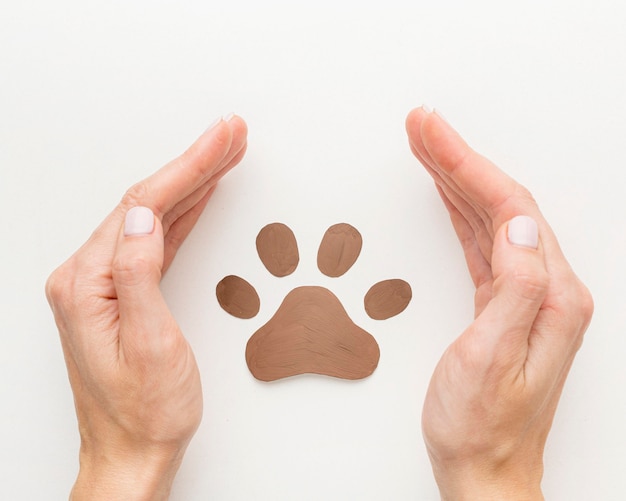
[121,181,150,209]
[514,183,536,204]
[45,259,87,331]
[44,270,62,306]
[577,283,595,325]
[509,267,549,302]
[112,252,159,287]
[491,182,538,215]
[549,275,594,349]
[45,261,74,308]
[564,279,595,334]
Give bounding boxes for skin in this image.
[45,115,248,500]
[407,107,593,500]
[46,109,593,500]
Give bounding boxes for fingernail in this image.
[507,215,538,249]
[422,104,432,113]
[124,207,155,236]
[205,113,235,133]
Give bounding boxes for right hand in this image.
[46,115,248,500]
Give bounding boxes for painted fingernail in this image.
[507,215,538,249]
[422,104,432,113]
[224,112,235,121]
[124,206,155,236]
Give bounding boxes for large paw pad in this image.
[216,223,411,382]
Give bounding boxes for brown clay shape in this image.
[256,223,299,277]
[364,279,412,320]
[317,223,362,277]
[245,286,380,382]
[216,275,260,319]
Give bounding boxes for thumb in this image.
[470,215,549,368]
[112,206,174,356]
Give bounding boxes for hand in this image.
[407,107,593,500]
[45,115,248,500]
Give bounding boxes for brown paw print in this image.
[216,223,412,382]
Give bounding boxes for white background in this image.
[2,1,625,499]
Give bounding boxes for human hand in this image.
[45,115,248,500]
[407,107,593,500]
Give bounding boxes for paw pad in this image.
[216,223,411,382]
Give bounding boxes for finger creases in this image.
[480,220,549,346]
[112,212,165,297]
[420,114,517,212]
[123,118,247,217]
[86,118,248,253]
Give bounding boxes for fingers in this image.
[112,206,163,305]
[162,186,216,273]
[137,115,247,218]
[407,107,495,264]
[406,108,492,226]
[88,115,248,255]
[74,114,248,287]
[465,216,549,372]
[473,215,591,384]
[435,174,496,265]
[157,126,248,271]
[407,106,570,275]
[417,109,521,227]
[435,184,493,292]
[161,119,248,235]
[111,207,176,357]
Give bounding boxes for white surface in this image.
[1,1,625,499]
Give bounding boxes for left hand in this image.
[407,107,593,500]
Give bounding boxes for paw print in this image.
[216,223,412,382]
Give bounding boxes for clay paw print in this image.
[216,223,412,382]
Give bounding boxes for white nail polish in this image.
[507,215,538,249]
[422,104,432,113]
[124,206,155,236]
[223,112,235,121]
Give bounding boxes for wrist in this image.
[430,457,544,501]
[71,444,187,501]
